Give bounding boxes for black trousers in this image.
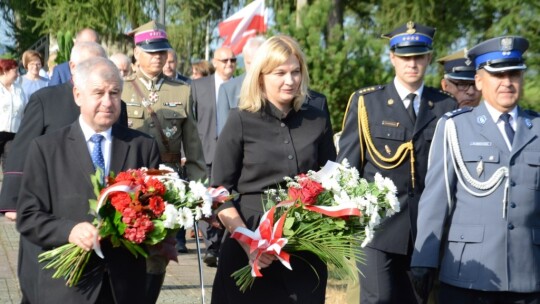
[440,283,540,304]
[358,246,420,304]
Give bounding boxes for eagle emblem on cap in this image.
[500,37,513,54]
[406,21,416,34]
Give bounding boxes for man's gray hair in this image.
[73,57,123,91]
[70,42,107,65]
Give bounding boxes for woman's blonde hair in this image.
[239,35,309,113]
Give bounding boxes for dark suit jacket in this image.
[16,122,160,303]
[338,82,457,255]
[48,61,71,86]
[0,82,128,212]
[191,74,218,165]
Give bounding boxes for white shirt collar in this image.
[483,101,518,128]
[393,77,424,102]
[78,116,112,142]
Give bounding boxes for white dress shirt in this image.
[79,116,113,175]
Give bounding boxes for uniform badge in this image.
[163,126,178,138]
[428,101,434,109]
[387,99,394,106]
[477,115,487,125]
[384,145,392,155]
[476,160,484,177]
[500,37,513,55]
[525,118,533,129]
[148,91,159,104]
[406,21,416,34]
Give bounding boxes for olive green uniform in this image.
[122,70,206,182]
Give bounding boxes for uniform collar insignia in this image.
[477,115,487,125]
[525,118,533,128]
[387,98,394,106]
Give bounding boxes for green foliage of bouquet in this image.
[231,160,401,292]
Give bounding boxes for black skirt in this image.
[211,194,327,304]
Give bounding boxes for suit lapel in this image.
[414,88,436,136]
[512,107,537,156]
[68,122,95,185]
[110,126,129,174]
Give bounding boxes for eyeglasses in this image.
[447,80,477,92]
[216,58,237,64]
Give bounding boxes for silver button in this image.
[287,155,293,160]
[284,140,289,144]
[280,122,286,127]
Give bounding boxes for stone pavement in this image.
[0,177,216,304]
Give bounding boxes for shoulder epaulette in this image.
[525,109,540,117]
[444,106,473,118]
[164,76,189,86]
[124,74,136,82]
[438,89,454,98]
[356,85,384,95]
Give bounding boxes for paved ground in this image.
[0,177,216,304]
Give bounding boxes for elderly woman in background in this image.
[211,35,335,303]
[21,50,48,100]
[0,58,28,169]
[191,60,215,79]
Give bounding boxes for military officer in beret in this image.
[122,20,206,303]
[438,49,481,108]
[338,21,457,304]
[411,36,540,303]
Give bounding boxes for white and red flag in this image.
[218,0,267,55]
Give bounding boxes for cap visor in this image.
[483,64,527,73]
[137,41,172,52]
[446,72,476,81]
[393,46,432,57]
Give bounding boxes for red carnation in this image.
[145,178,166,196]
[148,196,165,217]
[110,192,132,213]
[288,174,325,205]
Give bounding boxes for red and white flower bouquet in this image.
[231,160,400,291]
[38,165,232,287]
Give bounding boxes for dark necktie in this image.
[406,93,417,123]
[500,113,514,145]
[90,134,105,173]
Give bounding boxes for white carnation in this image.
[177,207,194,229]
[162,204,178,229]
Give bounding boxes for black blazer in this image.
[338,82,457,254]
[191,74,218,165]
[16,122,160,304]
[0,82,128,212]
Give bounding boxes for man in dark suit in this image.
[412,36,540,304]
[338,21,457,304]
[16,57,160,303]
[0,42,129,304]
[437,49,482,108]
[48,28,100,86]
[190,46,236,267]
[216,36,265,135]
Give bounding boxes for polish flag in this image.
[218,0,267,55]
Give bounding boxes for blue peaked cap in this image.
[382,21,435,56]
[467,36,529,73]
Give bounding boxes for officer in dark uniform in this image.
[412,36,540,304]
[122,20,206,303]
[337,21,457,304]
[437,49,481,108]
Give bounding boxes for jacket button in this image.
[460,235,464,240]
[510,181,516,187]
[280,122,286,127]
[288,155,293,160]
[510,202,516,208]
[508,223,514,230]
[284,140,289,144]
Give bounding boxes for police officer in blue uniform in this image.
[411,36,540,304]
[437,49,482,108]
[338,21,457,304]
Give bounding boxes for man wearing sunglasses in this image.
[438,49,482,108]
[190,46,237,268]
